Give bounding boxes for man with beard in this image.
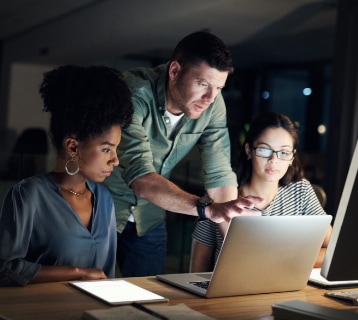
[103,31,262,277]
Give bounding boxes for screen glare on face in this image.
[252,147,294,161]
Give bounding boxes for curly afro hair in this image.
[39,65,133,154]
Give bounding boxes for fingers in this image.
[225,206,261,219]
[243,195,264,202]
[239,207,262,216]
[208,194,265,223]
[237,195,264,208]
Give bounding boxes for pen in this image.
[131,302,169,320]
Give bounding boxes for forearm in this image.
[314,225,332,268]
[29,265,107,284]
[190,239,215,272]
[207,185,238,202]
[131,172,199,216]
[131,173,262,223]
[314,248,326,268]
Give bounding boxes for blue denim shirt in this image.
[0,174,116,286]
[103,63,237,236]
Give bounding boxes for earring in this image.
[65,157,79,175]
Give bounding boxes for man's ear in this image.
[168,61,182,80]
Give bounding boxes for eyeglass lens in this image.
[253,147,294,160]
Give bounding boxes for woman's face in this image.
[77,125,121,182]
[246,127,294,183]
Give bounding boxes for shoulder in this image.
[10,173,50,194]
[282,179,311,193]
[123,64,167,92]
[279,179,319,205]
[2,174,52,206]
[123,64,167,115]
[277,179,311,202]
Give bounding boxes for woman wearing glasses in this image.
[190,111,332,272]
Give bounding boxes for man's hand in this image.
[206,195,264,223]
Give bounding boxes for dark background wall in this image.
[0,0,357,272]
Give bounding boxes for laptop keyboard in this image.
[190,281,210,290]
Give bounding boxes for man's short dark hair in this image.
[170,31,234,73]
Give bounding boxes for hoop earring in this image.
[65,157,79,175]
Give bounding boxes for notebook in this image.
[157,215,332,298]
[69,279,168,305]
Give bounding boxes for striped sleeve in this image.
[192,219,218,247]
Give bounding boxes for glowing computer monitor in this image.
[321,140,358,281]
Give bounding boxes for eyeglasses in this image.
[252,147,295,161]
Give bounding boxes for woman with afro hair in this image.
[0,65,133,286]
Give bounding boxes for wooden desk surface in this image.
[1,277,358,320]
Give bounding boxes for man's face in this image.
[167,61,229,119]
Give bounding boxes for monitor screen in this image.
[321,140,358,281]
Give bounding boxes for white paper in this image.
[69,279,168,305]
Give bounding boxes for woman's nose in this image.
[110,152,119,166]
[269,152,279,162]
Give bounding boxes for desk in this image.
[1,277,358,320]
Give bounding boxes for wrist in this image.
[73,267,85,278]
[197,192,213,221]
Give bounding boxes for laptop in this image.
[157,215,332,298]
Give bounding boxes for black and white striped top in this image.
[192,179,326,266]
